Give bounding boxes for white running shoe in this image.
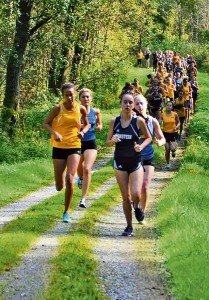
[79,199,86,208]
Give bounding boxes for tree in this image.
[1,0,69,136]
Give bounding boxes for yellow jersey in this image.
[182,84,191,100]
[173,98,185,117]
[136,52,143,59]
[165,83,175,99]
[162,111,178,133]
[51,101,81,148]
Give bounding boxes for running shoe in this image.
[79,199,86,208]
[166,164,171,170]
[77,178,83,189]
[63,212,71,223]
[122,226,133,236]
[171,150,176,158]
[134,207,144,222]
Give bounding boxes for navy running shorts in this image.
[113,156,142,174]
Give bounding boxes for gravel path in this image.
[0,185,58,229]
[0,177,116,300]
[93,144,185,300]
[0,144,185,299]
[0,151,113,230]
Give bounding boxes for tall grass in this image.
[157,71,209,299]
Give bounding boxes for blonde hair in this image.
[134,94,148,114]
[79,88,93,99]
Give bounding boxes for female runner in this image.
[77,88,102,208]
[106,91,152,236]
[161,101,180,169]
[134,94,165,220]
[43,82,89,222]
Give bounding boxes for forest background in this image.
[0,0,209,163]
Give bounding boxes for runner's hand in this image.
[111,134,121,143]
[134,142,141,152]
[53,132,63,142]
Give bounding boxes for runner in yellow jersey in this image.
[43,82,89,223]
[173,90,186,140]
[162,101,180,169]
[136,49,144,67]
[164,77,176,102]
[181,78,192,125]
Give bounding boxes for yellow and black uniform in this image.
[165,83,175,100]
[136,51,143,59]
[162,111,178,142]
[136,51,144,66]
[51,101,82,159]
[182,84,191,108]
[173,98,185,118]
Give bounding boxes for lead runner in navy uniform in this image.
[106,91,152,236]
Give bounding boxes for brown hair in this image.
[61,82,76,95]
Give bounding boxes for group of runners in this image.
[43,49,199,236]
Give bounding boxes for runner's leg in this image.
[82,149,97,199]
[53,159,67,191]
[114,169,132,227]
[65,154,80,212]
[141,165,155,211]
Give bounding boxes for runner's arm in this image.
[43,105,63,141]
[153,118,166,146]
[95,108,103,131]
[106,118,121,146]
[79,105,89,138]
[134,117,152,152]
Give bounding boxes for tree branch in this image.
[30,16,51,36]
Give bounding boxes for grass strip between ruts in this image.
[44,184,121,300]
[0,163,113,275]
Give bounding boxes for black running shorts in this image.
[52,147,81,159]
[81,140,97,154]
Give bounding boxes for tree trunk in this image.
[2,0,33,137]
[48,45,70,94]
[70,43,85,83]
[70,31,88,83]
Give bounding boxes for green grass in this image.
[0,158,53,208]
[44,185,121,300]
[157,70,209,299]
[0,163,114,274]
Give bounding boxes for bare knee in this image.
[131,191,141,201]
[142,179,150,192]
[83,166,91,177]
[65,174,75,186]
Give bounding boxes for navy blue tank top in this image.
[113,116,141,158]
